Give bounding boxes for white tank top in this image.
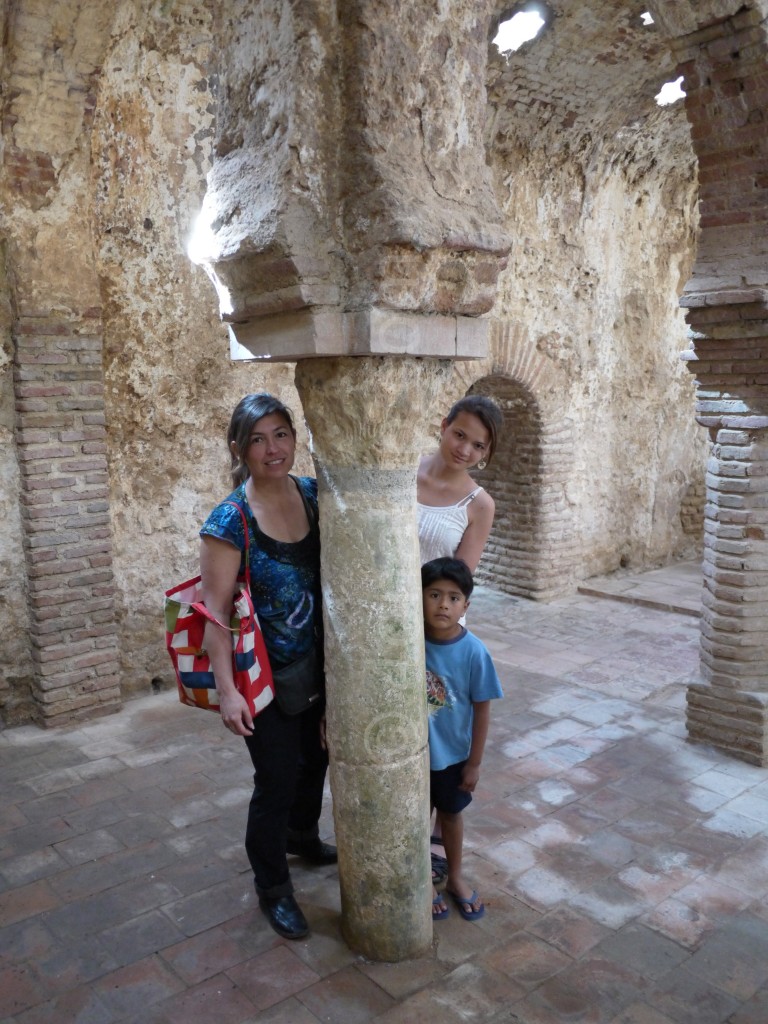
[417,488,482,565]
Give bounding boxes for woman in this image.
[418,394,503,573]
[199,393,335,942]
[417,394,503,890]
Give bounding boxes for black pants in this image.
[243,698,328,899]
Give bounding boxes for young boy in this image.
[422,556,503,921]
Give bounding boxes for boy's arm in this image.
[459,700,491,792]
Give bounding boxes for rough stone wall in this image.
[0,0,308,724]
[1,0,717,722]
[475,1,708,582]
[89,1,312,699]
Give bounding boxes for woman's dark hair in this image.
[421,557,474,599]
[445,394,503,464]
[227,393,296,486]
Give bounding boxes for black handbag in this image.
[272,646,323,715]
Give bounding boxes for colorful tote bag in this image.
[164,502,274,717]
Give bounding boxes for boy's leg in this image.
[441,809,483,917]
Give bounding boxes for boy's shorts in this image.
[430,760,472,815]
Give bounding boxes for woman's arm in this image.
[454,491,495,574]
[200,535,254,736]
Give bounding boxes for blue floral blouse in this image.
[199,477,321,668]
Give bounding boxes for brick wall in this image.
[13,310,120,726]
[470,376,578,600]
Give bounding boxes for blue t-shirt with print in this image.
[426,627,503,771]
[199,477,321,668]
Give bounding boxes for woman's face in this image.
[237,412,296,483]
[439,411,491,471]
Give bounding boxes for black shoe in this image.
[285,837,338,865]
[259,895,309,940]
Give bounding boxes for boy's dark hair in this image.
[421,557,474,599]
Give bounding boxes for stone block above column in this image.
[228,307,489,361]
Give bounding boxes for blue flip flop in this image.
[447,889,485,921]
[432,893,450,920]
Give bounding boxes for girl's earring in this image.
[477,460,487,471]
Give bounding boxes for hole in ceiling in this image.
[640,11,654,26]
[493,7,547,53]
[655,75,686,106]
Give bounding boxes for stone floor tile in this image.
[162,874,259,938]
[0,847,67,887]
[47,839,178,903]
[357,950,451,1000]
[152,973,259,1024]
[99,909,188,969]
[607,1002,679,1024]
[295,963,397,1023]
[682,913,768,1000]
[11,985,117,1024]
[88,955,186,1019]
[225,944,321,1011]
[374,960,526,1024]
[512,958,649,1024]
[52,827,126,867]
[0,963,54,1019]
[528,905,611,958]
[727,984,768,1024]
[157,921,268,986]
[641,897,716,951]
[593,922,690,980]
[673,875,754,921]
[0,879,60,929]
[485,931,573,987]
[569,878,648,930]
[648,966,740,1024]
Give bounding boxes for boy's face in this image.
[422,578,469,639]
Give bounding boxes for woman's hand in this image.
[219,689,254,736]
[319,713,328,751]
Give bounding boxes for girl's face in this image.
[439,411,491,471]
[235,412,296,482]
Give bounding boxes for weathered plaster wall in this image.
[474,2,708,579]
[90,1,310,697]
[483,138,705,577]
[2,0,715,722]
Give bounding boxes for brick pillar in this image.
[671,6,768,764]
[682,294,768,765]
[13,309,121,726]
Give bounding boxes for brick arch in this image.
[450,320,578,600]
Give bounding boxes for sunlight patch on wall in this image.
[493,9,546,54]
[655,75,686,106]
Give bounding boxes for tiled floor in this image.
[3,560,768,1024]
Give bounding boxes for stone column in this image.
[295,355,452,961]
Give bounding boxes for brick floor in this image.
[2,562,768,1023]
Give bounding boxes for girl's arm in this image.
[459,699,491,792]
[199,535,254,736]
[454,491,495,573]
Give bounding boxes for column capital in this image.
[191,1,510,359]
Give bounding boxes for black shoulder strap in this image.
[290,475,318,529]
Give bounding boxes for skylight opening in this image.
[493,9,546,54]
[640,11,654,26]
[655,75,686,106]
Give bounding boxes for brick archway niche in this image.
[449,320,579,600]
